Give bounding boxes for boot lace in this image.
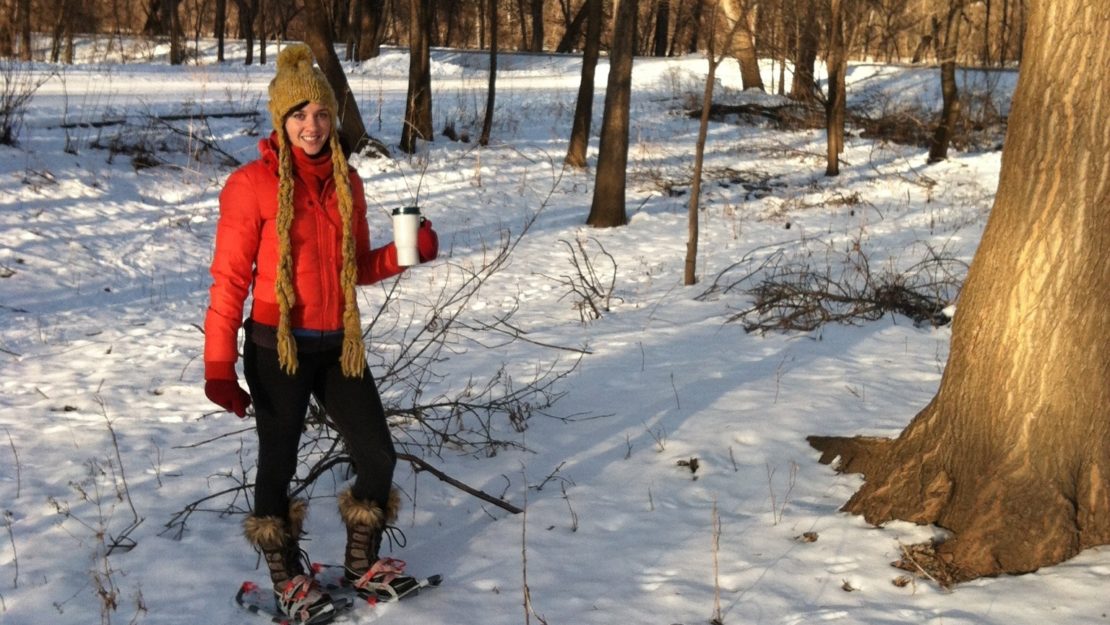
[276,574,331,622]
[351,557,408,602]
[383,525,407,550]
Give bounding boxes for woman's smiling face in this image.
[284,101,331,155]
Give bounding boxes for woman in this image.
[203,44,437,623]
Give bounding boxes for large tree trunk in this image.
[927,0,963,163]
[586,0,636,227]
[809,0,1110,584]
[564,0,602,169]
[303,0,372,155]
[400,0,434,153]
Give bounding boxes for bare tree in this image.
[234,0,257,64]
[513,0,529,49]
[142,0,185,64]
[400,0,433,153]
[721,0,762,91]
[789,0,820,102]
[564,0,602,168]
[555,0,588,52]
[478,0,497,146]
[685,0,746,286]
[347,0,386,60]
[651,0,670,57]
[586,0,637,227]
[927,0,964,163]
[0,0,15,58]
[303,0,373,154]
[214,0,227,61]
[824,0,847,176]
[530,0,544,51]
[0,0,13,58]
[17,0,30,61]
[810,0,1110,584]
[981,0,991,65]
[50,0,81,64]
[257,0,268,64]
[684,0,704,53]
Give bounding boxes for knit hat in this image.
[267,44,339,130]
[269,44,366,378]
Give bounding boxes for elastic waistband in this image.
[292,327,345,339]
[246,319,344,353]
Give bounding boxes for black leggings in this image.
[243,334,396,520]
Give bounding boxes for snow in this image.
[0,39,1092,625]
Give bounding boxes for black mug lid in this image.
[392,206,422,215]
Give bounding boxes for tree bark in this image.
[587,0,636,227]
[810,0,1110,584]
[400,0,434,153]
[564,0,602,169]
[303,0,372,155]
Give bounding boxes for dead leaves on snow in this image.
[892,542,960,589]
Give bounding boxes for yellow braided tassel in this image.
[332,134,366,378]
[274,132,299,375]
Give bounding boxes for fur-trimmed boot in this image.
[337,488,420,602]
[244,500,336,624]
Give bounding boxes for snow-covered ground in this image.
[4,39,1096,625]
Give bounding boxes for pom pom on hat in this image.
[267,44,339,131]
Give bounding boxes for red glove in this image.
[417,219,439,263]
[205,379,252,417]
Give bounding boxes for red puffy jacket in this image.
[203,134,402,381]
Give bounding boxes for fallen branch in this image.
[54,109,259,129]
[399,453,523,514]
